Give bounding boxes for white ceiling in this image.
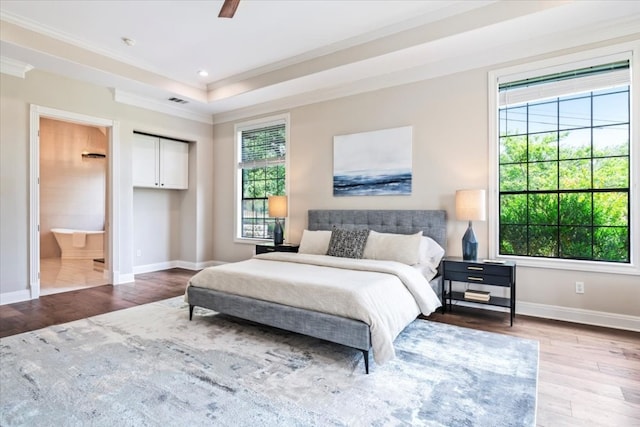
[1,1,639,123]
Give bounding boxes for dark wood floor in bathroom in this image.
[0,268,638,426]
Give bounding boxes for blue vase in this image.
[462,221,478,261]
[273,219,284,245]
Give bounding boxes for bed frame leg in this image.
[189,304,194,321]
[362,350,369,374]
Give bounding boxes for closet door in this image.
[132,134,160,188]
[159,138,189,189]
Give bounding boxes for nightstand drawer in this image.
[256,244,299,255]
[443,261,511,277]
[444,270,512,287]
[256,246,276,254]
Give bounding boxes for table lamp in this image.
[455,189,486,261]
[268,195,287,245]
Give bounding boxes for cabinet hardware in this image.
[467,276,484,281]
[467,266,483,271]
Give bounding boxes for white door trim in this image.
[29,105,121,299]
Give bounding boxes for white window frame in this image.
[234,113,290,244]
[487,42,640,275]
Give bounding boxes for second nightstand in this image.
[442,257,516,326]
[255,243,299,255]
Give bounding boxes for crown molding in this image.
[0,55,33,78]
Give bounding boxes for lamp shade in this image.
[455,190,486,221]
[268,195,288,218]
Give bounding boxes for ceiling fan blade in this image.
[218,0,240,18]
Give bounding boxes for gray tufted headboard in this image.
[308,210,447,250]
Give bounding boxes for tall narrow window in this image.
[497,59,631,263]
[235,115,288,240]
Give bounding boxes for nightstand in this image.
[255,243,299,255]
[442,257,516,326]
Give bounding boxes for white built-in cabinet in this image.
[132,133,189,189]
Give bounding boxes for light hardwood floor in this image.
[40,257,110,295]
[1,268,638,426]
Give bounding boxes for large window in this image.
[490,48,637,271]
[235,114,288,241]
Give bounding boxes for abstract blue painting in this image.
[333,126,412,196]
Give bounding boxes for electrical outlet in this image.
[136,249,141,257]
[575,281,585,294]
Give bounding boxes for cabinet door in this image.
[132,134,160,188]
[159,139,189,189]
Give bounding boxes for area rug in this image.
[0,297,538,426]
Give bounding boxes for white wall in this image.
[132,189,182,267]
[211,69,487,262]
[0,69,214,298]
[0,77,29,294]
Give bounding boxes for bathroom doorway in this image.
[29,105,122,301]
[39,118,109,295]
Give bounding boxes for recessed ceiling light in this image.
[121,37,136,46]
[197,69,209,77]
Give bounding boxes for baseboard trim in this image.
[114,272,135,285]
[0,289,32,305]
[175,260,225,270]
[133,260,224,275]
[133,261,178,275]
[517,301,640,332]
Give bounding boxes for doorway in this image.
[39,118,109,295]
[29,105,121,300]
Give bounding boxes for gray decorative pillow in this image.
[326,228,370,259]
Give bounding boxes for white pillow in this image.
[298,230,332,255]
[362,230,423,265]
[419,236,445,267]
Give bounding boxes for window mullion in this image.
[590,91,595,258]
[526,103,530,257]
[555,98,560,258]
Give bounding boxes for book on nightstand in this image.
[464,290,491,302]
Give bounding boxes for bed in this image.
[186,209,446,373]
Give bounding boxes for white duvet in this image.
[187,252,442,364]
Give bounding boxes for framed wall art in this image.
[333,126,412,196]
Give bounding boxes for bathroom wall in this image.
[40,118,107,258]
